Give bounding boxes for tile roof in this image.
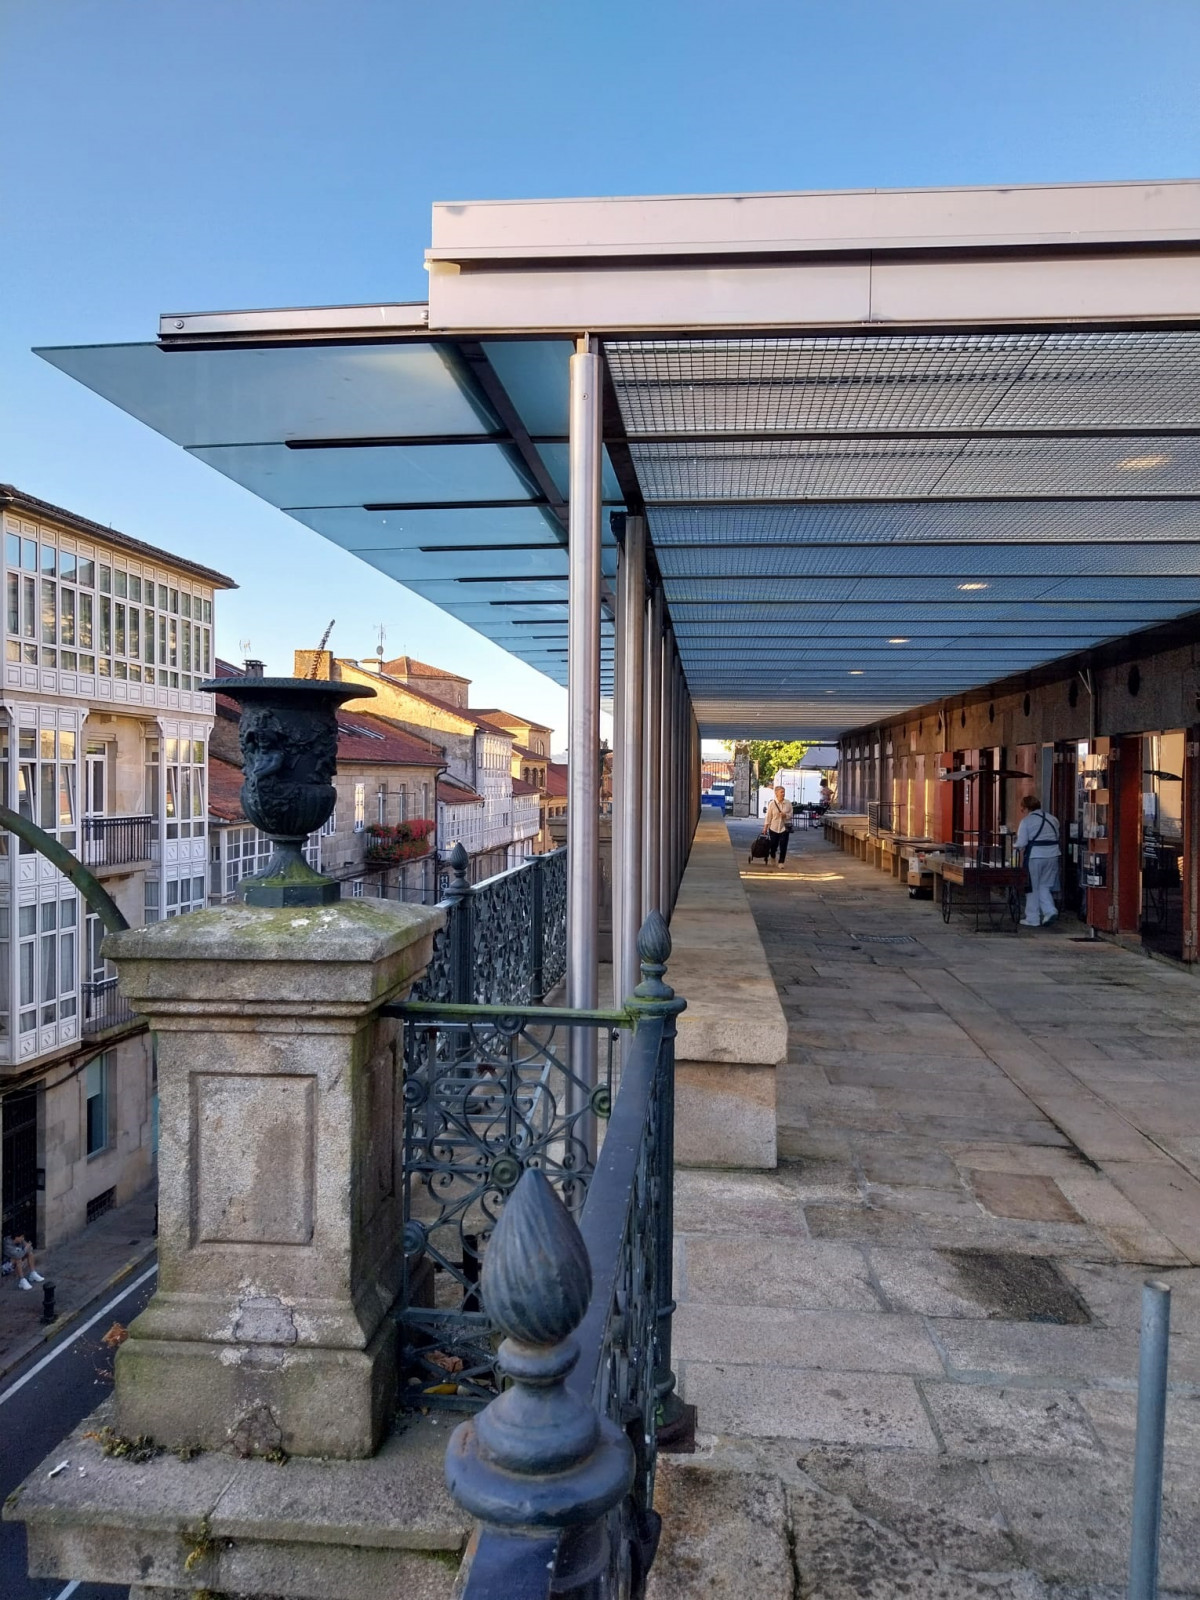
[472,709,554,734]
[511,777,540,797]
[544,761,569,798]
[438,778,483,806]
[0,484,237,589]
[382,655,469,684]
[334,714,444,768]
[208,755,247,822]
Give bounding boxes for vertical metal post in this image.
[444,841,474,1004]
[530,852,545,1003]
[1130,1279,1172,1600]
[659,633,674,916]
[567,342,603,1086]
[615,515,646,1003]
[643,586,663,917]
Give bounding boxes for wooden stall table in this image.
[940,860,1024,932]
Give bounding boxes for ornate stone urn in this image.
[201,674,375,906]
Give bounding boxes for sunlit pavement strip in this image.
[649,821,1200,1597]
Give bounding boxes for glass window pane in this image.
[61,587,75,645]
[40,544,56,576]
[5,533,19,567]
[21,539,36,571]
[78,557,95,587]
[79,592,93,648]
[114,570,127,598]
[99,565,111,594]
[60,551,77,581]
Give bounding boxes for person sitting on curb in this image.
[3,1232,45,1291]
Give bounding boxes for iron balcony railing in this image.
[81,975,139,1035]
[412,841,567,1006]
[82,814,156,869]
[387,912,686,1600]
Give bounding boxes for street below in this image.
[0,1265,157,1600]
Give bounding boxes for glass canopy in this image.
[38,326,1200,737]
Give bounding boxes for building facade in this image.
[295,649,540,879]
[0,486,233,1248]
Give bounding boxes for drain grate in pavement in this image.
[939,1250,1091,1324]
[847,933,918,945]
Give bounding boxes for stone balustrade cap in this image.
[104,899,444,967]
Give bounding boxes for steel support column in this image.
[643,585,663,917]
[614,514,646,1003]
[659,631,674,916]
[567,344,603,1085]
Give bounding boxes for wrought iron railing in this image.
[82,814,156,868]
[393,1004,620,1406]
[395,914,686,1600]
[412,842,567,1006]
[81,975,139,1034]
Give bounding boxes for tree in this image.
[740,740,812,785]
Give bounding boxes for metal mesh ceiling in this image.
[607,332,1200,433]
[608,331,1200,736]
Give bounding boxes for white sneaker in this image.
[1043,913,1058,925]
[1020,919,1041,928]
[29,1270,44,1283]
[17,1278,32,1290]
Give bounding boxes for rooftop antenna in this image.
[375,622,387,666]
[307,618,336,678]
[238,637,253,659]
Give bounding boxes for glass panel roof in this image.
[188,441,536,508]
[37,326,1200,737]
[37,341,497,444]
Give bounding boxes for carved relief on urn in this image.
[201,675,375,906]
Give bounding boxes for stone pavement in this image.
[650,821,1200,1599]
[0,1184,156,1380]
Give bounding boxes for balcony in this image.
[82,814,156,870]
[81,975,139,1035]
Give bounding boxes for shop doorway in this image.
[1140,731,1186,961]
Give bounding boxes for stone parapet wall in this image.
[668,813,788,1169]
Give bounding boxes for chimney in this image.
[243,658,266,678]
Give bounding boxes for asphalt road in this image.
[0,1263,157,1600]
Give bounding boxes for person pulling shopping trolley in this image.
[1016,794,1061,927]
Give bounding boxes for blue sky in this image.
[3,0,1198,747]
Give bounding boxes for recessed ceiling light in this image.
[1117,453,1171,471]
[958,582,989,591]
[848,669,864,675]
[888,637,910,644]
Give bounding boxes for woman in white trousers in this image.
[1016,794,1061,927]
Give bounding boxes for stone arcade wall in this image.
[667,812,788,1169]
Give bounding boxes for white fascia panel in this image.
[428,261,872,334]
[428,181,1200,264]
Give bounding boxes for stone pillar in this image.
[104,897,443,1460]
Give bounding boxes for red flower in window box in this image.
[363,819,435,866]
